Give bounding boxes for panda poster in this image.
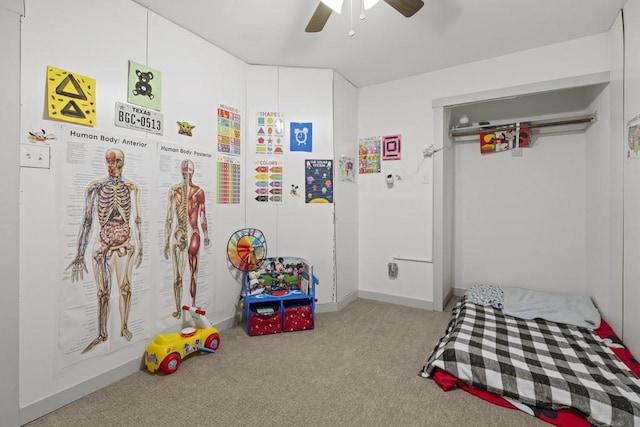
[305,159,333,204]
[127,60,162,111]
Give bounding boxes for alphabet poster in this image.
[46,65,96,127]
[127,60,162,111]
[305,159,333,204]
[217,104,241,155]
[358,136,381,174]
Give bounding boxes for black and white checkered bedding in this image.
[420,297,640,427]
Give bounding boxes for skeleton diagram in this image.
[164,159,210,318]
[67,148,143,353]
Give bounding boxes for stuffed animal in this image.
[248,271,264,295]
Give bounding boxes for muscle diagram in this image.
[66,148,143,353]
[164,159,210,318]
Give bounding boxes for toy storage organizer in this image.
[243,257,318,336]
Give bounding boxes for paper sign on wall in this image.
[46,65,96,127]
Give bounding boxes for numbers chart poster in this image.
[57,126,154,368]
[217,104,241,156]
[254,159,283,203]
[216,155,241,204]
[358,136,381,174]
[256,111,285,154]
[305,159,333,204]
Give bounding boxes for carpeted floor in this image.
[25,298,546,426]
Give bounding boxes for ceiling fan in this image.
[305,0,424,33]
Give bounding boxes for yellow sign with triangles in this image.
[46,65,96,126]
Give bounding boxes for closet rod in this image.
[449,116,594,138]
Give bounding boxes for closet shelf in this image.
[449,112,596,142]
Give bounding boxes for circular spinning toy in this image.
[226,228,268,273]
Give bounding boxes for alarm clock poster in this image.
[290,122,313,152]
[305,159,333,204]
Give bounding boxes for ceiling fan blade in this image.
[383,0,424,17]
[305,2,333,33]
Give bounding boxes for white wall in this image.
[245,66,336,306]
[0,1,22,425]
[333,72,359,306]
[623,0,640,360]
[18,0,248,421]
[358,33,612,308]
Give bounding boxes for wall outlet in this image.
[20,144,50,169]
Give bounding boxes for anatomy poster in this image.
[256,111,285,154]
[46,65,96,127]
[305,159,333,204]
[217,104,241,155]
[216,154,241,204]
[254,159,283,203]
[127,60,162,111]
[157,142,216,332]
[57,126,154,367]
[358,136,381,174]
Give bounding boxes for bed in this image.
[420,287,640,427]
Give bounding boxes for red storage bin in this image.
[249,312,282,336]
[283,305,314,332]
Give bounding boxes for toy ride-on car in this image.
[144,305,220,374]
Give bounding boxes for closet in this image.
[432,72,624,336]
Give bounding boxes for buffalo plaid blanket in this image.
[420,298,640,427]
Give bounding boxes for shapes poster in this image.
[218,104,241,156]
[127,60,162,111]
[358,136,381,174]
[216,155,241,204]
[256,112,284,154]
[46,65,96,126]
[382,134,401,160]
[305,159,333,204]
[290,122,313,152]
[480,123,531,154]
[254,160,283,203]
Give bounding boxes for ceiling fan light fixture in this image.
[363,0,380,10]
[320,0,344,14]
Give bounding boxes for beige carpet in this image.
[25,298,546,427]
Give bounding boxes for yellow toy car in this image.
[144,305,220,374]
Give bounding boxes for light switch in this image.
[20,144,51,169]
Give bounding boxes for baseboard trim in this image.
[358,290,433,310]
[19,291,430,424]
[19,357,142,425]
[20,314,238,425]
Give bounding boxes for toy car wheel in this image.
[204,333,220,351]
[159,353,181,374]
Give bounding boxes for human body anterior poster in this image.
[58,126,154,368]
[157,142,216,332]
